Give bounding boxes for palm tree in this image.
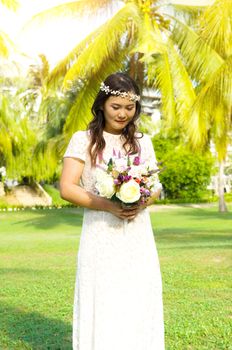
[171,0,232,211]
[0,90,37,181]
[29,1,202,143]
[0,53,52,182]
[32,0,232,213]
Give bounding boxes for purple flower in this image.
[140,187,150,196]
[118,174,124,182]
[124,175,132,182]
[133,156,140,166]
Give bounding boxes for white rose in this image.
[116,179,141,203]
[95,169,116,198]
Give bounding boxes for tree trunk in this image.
[218,160,228,212]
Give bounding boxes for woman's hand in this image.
[106,201,145,220]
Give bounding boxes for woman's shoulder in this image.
[136,132,152,145]
[71,129,89,140]
[69,130,91,146]
[63,130,90,159]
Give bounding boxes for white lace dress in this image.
[64,130,165,350]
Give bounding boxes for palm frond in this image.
[212,104,228,140]
[213,106,229,161]
[166,3,206,27]
[0,31,14,58]
[188,55,232,151]
[147,53,177,130]
[0,91,40,180]
[48,25,104,88]
[37,58,128,170]
[0,123,12,160]
[0,96,13,159]
[132,10,166,58]
[148,36,196,134]
[200,0,232,58]
[0,33,9,58]
[64,52,128,138]
[192,55,232,119]
[166,37,196,129]
[170,16,224,84]
[32,135,64,181]
[1,0,19,11]
[24,0,115,28]
[63,2,140,87]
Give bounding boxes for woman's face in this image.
[102,95,136,134]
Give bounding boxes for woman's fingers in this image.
[109,201,144,220]
[121,207,138,219]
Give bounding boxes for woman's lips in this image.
[115,120,127,124]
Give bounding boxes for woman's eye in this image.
[111,106,134,111]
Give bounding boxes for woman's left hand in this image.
[122,202,147,220]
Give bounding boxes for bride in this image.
[60,72,165,350]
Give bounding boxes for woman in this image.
[60,72,165,350]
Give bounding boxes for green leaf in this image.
[132,12,166,58]
[170,16,223,84]
[1,0,19,11]
[24,0,114,27]
[63,2,140,87]
[200,0,232,58]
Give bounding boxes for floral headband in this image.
[100,82,140,102]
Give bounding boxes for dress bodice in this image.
[63,130,159,194]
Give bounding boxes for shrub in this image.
[152,134,214,201]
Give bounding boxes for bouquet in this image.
[95,151,162,207]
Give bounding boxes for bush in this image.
[152,134,214,201]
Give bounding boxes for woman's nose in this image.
[118,110,126,118]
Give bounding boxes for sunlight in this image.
[0,0,115,68]
[0,0,214,69]
[170,0,214,4]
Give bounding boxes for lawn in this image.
[0,205,231,350]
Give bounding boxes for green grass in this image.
[0,205,232,349]
[151,205,232,350]
[42,184,71,207]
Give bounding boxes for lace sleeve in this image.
[63,131,88,162]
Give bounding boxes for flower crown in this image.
[100,82,140,102]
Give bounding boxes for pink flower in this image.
[133,156,140,166]
[114,179,121,185]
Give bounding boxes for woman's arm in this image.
[60,157,110,211]
[60,157,138,220]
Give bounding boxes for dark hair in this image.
[88,72,142,166]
